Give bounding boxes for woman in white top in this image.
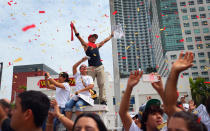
[45,72,71,131]
[65,56,94,120]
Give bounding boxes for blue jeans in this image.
[53,107,65,131]
[65,98,88,112]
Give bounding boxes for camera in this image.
[44,73,47,76]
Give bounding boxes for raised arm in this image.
[151,73,165,105]
[119,70,143,131]
[0,104,7,129]
[46,99,74,131]
[96,32,114,48]
[72,56,88,75]
[72,24,88,48]
[45,72,66,89]
[164,52,194,117]
[45,74,56,90]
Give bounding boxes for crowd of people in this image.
[0,25,209,131]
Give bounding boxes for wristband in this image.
[75,33,79,37]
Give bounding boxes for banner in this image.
[78,94,94,106]
[39,78,75,88]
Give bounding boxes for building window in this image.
[203,28,209,33]
[202,21,208,25]
[193,60,196,64]
[182,15,189,20]
[189,1,195,5]
[195,36,202,41]
[198,52,205,57]
[197,44,203,49]
[192,22,199,26]
[191,15,198,19]
[171,55,177,60]
[185,30,191,35]
[181,8,187,13]
[204,35,210,40]
[199,7,205,11]
[190,8,196,12]
[201,71,208,75]
[198,0,204,4]
[200,14,206,18]
[191,66,198,70]
[187,45,194,50]
[186,37,193,42]
[192,72,199,76]
[199,59,206,63]
[200,66,205,70]
[180,2,186,6]
[208,6,210,10]
[207,43,210,48]
[207,0,210,3]
[194,29,200,34]
[184,23,190,27]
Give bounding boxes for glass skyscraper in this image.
[110,0,155,77]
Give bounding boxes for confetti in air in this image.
[112,10,117,15]
[39,11,45,13]
[13,57,23,63]
[22,24,36,32]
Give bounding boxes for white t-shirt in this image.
[55,82,71,108]
[129,121,167,131]
[74,72,94,97]
[129,121,142,131]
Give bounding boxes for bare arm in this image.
[45,77,56,90]
[96,32,114,48]
[0,104,7,128]
[45,72,66,89]
[151,74,165,105]
[164,52,194,117]
[52,100,74,130]
[119,70,143,131]
[72,24,87,48]
[73,56,88,75]
[75,84,94,95]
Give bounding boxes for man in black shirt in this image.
[72,24,113,104]
[0,91,50,131]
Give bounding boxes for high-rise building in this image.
[175,0,210,81]
[11,64,58,101]
[149,0,184,76]
[150,0,210,81]
[110,0,156,77]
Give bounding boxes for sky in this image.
[0,0,114,99]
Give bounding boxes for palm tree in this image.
[189,77,210,105]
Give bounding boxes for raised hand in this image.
[172,52,194,73]
[151,73,163,92]
[45,72,50,79]
[127,70,143,88]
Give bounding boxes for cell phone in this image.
[142,74,159,82]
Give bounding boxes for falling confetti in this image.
[155,35,160,38]
[122,57,126,59]
[112,10,117,15]
[39,11,45,13]
[13,57,23,63]
[137,8,140,12]
[22,24,36,32]
[179,39,184,42]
